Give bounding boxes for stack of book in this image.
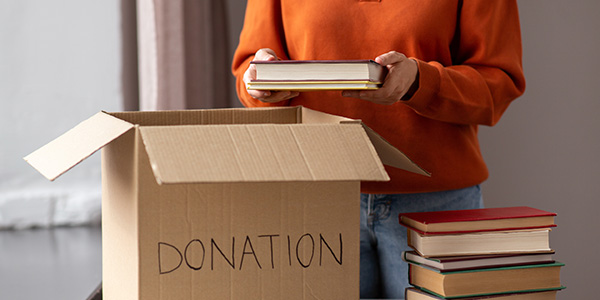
[398,206,565,300]
[247,60,387,91]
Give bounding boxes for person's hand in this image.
[342,51,419,105]
[243,48,300,103]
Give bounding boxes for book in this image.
[398,206,557,235]
[407,228,552,258]
[405,287,562,300]
[408,262,565,299]
[402,251,555,272]
[247,80,381,91]
[248,59,387,91]
[251,59,387,81]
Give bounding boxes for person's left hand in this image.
[342,51,419,105]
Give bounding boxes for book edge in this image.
[250,59,379,65]
[410,286,566,300]
[401,223,556,236]
[408,261,564,275]
[398,207,557,225]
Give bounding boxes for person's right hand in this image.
[243,48,300,103]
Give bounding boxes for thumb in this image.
[375,51,405,67]
[243,63,257,83]
[255,48,279,61]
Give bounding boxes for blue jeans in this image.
[359,185,484,299]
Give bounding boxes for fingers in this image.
[253,90,300,103]
[375,51,407,67]
[245,70,298,103]
[247,88,271,100]
[243,48,279,87]
[342,88,399,105]
[243,63,263,98]
[243,62,257,83]
[342,52,418,105]
[255,48,278,61]
[244,48,297,102]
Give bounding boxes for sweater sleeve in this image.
[403,1,526,126]
[231,0,291,108]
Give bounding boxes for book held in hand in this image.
[247,80,382,91]
[248,59,387,91]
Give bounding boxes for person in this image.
[231,1,525,298]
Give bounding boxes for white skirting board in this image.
[0,185,101,230]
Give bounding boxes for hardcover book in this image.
[407,228,552,258]
[405,287,561,300]
[247,80,381,91]
[402,251,555,272]
[248,59,387,91]
[399,206,557,235]
[408,262,565,299]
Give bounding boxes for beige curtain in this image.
[131,0,231,111]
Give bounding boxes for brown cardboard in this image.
[138,124,389,183]
[24,106,428,300]
[23,111,134,181]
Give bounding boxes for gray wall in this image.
[0,0,122,228]
[480,2,600,299]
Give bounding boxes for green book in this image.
[405,287,565,300]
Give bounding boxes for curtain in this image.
[129,0,231,111]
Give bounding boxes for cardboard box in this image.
[25,106,428,300]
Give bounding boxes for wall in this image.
[0,0,122,228]
[480,2,600,299]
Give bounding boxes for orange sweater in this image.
[232,0,525,194]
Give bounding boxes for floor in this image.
[0,226,102,300]
[0,227,395,300]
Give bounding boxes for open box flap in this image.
[301,107,430,177]
[138,123,390,184]
[24,111,135,181]
[358,124,431,177]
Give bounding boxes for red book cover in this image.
[399,206,557,235]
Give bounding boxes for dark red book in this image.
[399,206,556,235]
